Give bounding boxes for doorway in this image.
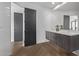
[14,13,23,42]
[12,12,23,54]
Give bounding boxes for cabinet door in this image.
[55,34,71,51]
[63,35,71,51]
[46,31,51,40]
[55,34,63,48]
[70,35,79,51]
[50,33,56,43]
[46,31,56,43]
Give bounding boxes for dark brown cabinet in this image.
[46,31,79,51]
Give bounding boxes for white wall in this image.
[16,2,54,43]
[0,2,11,55]
[11,3,24,45]
[50,11,63,30]
[37,8,52,43]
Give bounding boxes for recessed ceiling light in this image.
[53,2,67,10]
[52,2,56,5]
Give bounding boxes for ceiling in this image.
[23,2,62,8]
[15,2,62,8]
[15,2,79,11]
[56,2,79,11]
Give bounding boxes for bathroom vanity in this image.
[46,30,79,51]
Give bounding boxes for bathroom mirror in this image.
[63,15,79,31]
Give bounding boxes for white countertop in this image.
[47,30,79,36]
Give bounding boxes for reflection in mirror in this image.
[63,15,70,30]
[70,16,78,31]
[63,15,79,31]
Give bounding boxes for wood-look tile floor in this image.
[12,42,76,56]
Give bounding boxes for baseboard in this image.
[37,39,49,44]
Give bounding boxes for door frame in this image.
[11,11,25,46]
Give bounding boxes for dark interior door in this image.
[63,15,70,30]
[14,13,23,42]
[25,8,36,46]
